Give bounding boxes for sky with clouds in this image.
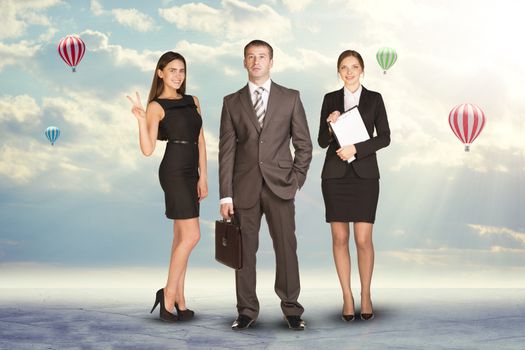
[0,0,524,287]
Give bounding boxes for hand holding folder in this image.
[329,106,370,163]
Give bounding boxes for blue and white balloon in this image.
[45,126,60,146]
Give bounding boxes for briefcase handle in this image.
[219,215,238,225]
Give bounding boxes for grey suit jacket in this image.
[219,82,313,209]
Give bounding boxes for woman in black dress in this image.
[318,50,390,322]
[127,52,207,322]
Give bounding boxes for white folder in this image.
[329,106,370,163]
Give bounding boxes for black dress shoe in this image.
[150,288,178,322]
[175,303,195,321]
[284,315,305,330]
[232,314,255,330]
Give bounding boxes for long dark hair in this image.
[148,51,187,103]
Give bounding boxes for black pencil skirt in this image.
[321,165,379,223]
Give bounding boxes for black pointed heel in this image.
[360,312,375,321]
[360,300,375,321]
[342,314,355,322]
[342,295,355,322]
[151,288,178,322]
[150,297,160,314]
[175,303,195,321]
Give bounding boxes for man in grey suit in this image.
[219,40,313,330]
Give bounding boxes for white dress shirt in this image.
[343,84,362,111]
[220,79,273,205]
[248,78,272,111]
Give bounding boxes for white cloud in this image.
[111,8,156,32]
[0,142,53,184]
[223,66,240,76]
[376,223,525,274]
[385,248,452,266]
[0,96,45,185]
[0,0,25,39]
[0,90,152,191]
[160,0,292,43]
[90,0,104,16]
[204,129,219,164]
[37,26,58,41]
[80,29,109,48]
[90,1,156,32]
[159,3,222,34]
[273,47,332,73]
[81,29,162,71]
[383,246,525,269]
[490,246,525,253]
[281,0,314,12]
[18,8,52,26]
[0,40,42,71]
[469,224,525,245]
[0,95,41,122]
[173,40,239,62]
[0,0,59,70]
[0,0,59,40]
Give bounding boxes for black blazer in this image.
[318,86,390,179]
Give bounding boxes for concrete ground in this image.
[1,287,524,349]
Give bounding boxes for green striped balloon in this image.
[376,47,397,74]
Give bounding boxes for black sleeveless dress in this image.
[155,95,202,219]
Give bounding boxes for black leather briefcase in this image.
[215,218,242,270]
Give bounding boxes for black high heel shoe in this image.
[360,312,375,320]
[150,289,178,322]
[360,300,375,321]
[342,314,356,322]
[342,295,355,322]
[175,303,195,321]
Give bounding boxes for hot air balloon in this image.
[45,126,60,146]
[376,47,397,74]
[448,103,486,152]
[58,35,86,72]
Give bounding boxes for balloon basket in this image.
[464,145,470,152]
[72,67,76,73]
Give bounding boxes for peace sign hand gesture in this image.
[126,92,146,121]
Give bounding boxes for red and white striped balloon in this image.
[448,103,486,152]
[58,35,86,72]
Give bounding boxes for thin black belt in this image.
[168,140,197,145]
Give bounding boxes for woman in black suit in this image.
[318,50,390,322]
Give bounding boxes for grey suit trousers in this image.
[235,183,304,319]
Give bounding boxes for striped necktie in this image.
[253,87,265,127]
